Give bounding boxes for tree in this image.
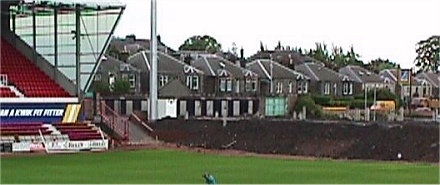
[178,35,222,53]
[345,45,363,66]
[366,58,400,73]
[112,79,131,96]
[414,35,440,72]
[92,80,111,96]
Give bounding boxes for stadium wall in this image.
[92,97,260,119]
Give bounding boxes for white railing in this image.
[0,74,8,86]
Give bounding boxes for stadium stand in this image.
[0,37,70,97]
[0,122,105,143]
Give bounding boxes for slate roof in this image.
[416,72,440,88]
[246,59,309,81]
[248,50,321,67]
[127,50,204,75]
[159,78,193,97]
[191,55,256,78]
[109,36,175,55]
[96,55,140,73]
[295,63,349,82]
[339,65,383,83]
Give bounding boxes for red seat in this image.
[0,37,71,97]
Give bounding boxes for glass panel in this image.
[11,4,123,92]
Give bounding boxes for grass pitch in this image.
[1,149,438,184]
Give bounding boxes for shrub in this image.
[311,94,332,106]
[295,95,323,118]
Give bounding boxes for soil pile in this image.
[149,119,439,163]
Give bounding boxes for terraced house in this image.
[246,59,310,96]
[296,63,355,97]
[127,50,205,98]
[190,54,260,96]
[339,65,389,94]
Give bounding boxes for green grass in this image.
[1,149,438,184]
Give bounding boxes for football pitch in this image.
[1,149,438,184]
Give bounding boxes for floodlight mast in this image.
[149,0,158,122]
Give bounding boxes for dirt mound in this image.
[149,119,439,163]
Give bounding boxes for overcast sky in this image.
[114,0,440,68]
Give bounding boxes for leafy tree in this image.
[178,35,222,53]
[92,80,111,96]
[308,42,330,62]
[366,58,400,73]
[112,79,131,96]
[330,45,346,67]
[345,45,363,66]
[414,35,440,72]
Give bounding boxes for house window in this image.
[220,79,232,92]
[186,75,199,90]
[128,74,135,88]
[236,80,240,93]
[245,79,257,92]
[226,79,233,92]
[343,83,347,95]
[304,81,308,93]
[220,79,226,92]
[159,75,169,87]
[324,82,330,95]
[334,83,337,95]
[349,83,353,95]
[288,81,293,93]
[94,74,101,81]
[122,74,128,80]
[297,81,302,93]
[276,82,283,94]
[297,81,308,94]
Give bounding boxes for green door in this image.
[265,97,287,117]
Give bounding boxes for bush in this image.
[311,94,332,106]
[112,79,131,96]
[92,81,111,96]
[350,99,374,109]
[295,95,323,118]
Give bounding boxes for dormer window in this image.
[324,82,330,95]
[276,82,283,94]
[343,82,353,95]
[120,63,130,72]
[159,75,169,87]
[186,75,199,90]
[358,71,364,76]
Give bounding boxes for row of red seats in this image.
[0,37,71,97]
[0,87,18,97]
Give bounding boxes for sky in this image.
[113,0,440,69]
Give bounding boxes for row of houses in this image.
[94,36,440,101]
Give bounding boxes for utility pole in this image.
[373,84,377,121]
[149,0,158,122]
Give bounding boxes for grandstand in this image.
[0,0,126,153]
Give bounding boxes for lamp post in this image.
[270,54,273,94]
[437,76,440,120]
[373,84,377,121]
[149,0,158,122]
[364,84,368,121]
